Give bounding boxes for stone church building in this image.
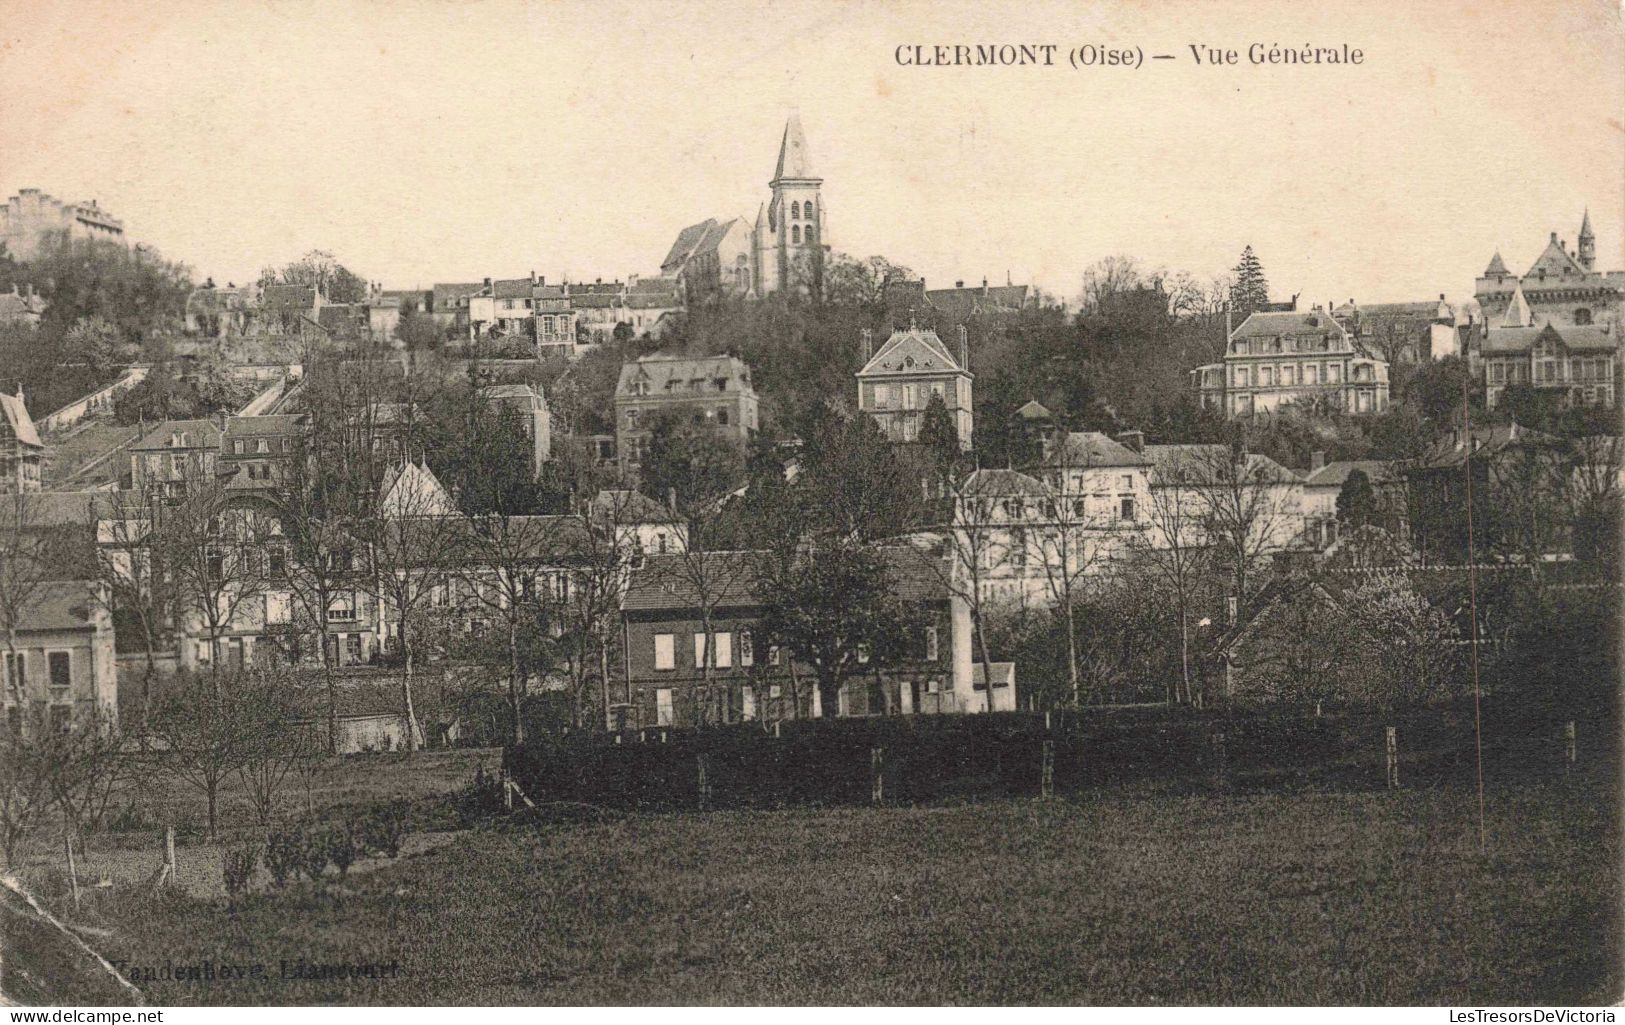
[659,114,827,302]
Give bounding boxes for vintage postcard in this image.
[0,0,1620,1012]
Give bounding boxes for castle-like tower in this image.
[753,114,826,297]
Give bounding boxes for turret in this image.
[1578,209,1596,271]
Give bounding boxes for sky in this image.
[1,0,1621,309]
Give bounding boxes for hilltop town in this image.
[0,115,1618,749]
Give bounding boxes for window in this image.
[768,645,782,666]
[346,634,363,665]
[791,201,801,219]
[924,626,939,661]
[792,226,801,244]
[233,440,245,454]
[873,384,890,409]
[717,408,730,426]
[1327,364,1341,384]
[1119,497,1136,520]
[694,633,708,668]
[805,226,815,244]
[715,632,733,669]
[1575,308,1593,326]
[740,632,754,667]
[653,634,675,670]
[655,689,674,726]
[902,384,916,409]
[805,200,814,220]
[1119,474,1133,490]
[329,593,358,622]
[741,686,756,721]
[256,438,269,453]
[1235,368,1248,387]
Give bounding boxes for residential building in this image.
[619,545,987,727]
[1192,307,1389,418]
[260,284,324,336]
[589,488,685,558]
[1332,296,1459,362]
[480,384,551,476]
[951,430,1157,608]
[614,354,759,474]
[571,278,684,344]
[1477,287,1618,409]
[1142,444,1310,557]
[128,418,223,494]
[220,414,306,491]
[183,280,258,337]
[924,278,1035,327]
[0,580,118,732]
[855,323,974,449]
[430,282,484,332]
[1474,213,1624,331]
[0,388,44,493]
[0,188,124,261]
[1299,455,1406,548]
[1404,423,1562,565]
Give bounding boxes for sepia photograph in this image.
[0,0,1620,1011]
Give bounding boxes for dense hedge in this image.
[503,693,1617,811]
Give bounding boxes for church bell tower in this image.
[757,113,825,296]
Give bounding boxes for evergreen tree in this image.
[1336,468,1378,528]
[1229,246,1270,317]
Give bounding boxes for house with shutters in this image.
[0,388,44,493]
[618,545,993,728]
[1193,307,1390,418]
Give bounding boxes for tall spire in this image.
[1577,208,1596,271]
[773,112,815,182]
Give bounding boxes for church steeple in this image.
[773,112,816,183]
[1578,208,1596,271]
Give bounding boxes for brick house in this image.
[618,545,988,728]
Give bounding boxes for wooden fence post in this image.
[773,720,781,739]
[871,746,884,805]
[164,825,176,889]
[1385,726,1399,789]
[1210,730,1229,792]
[64,831,80,910]
[502,771,514,812]
[1041,739,1055,799]
[1564,720,1576,774]
[697,753,711,811]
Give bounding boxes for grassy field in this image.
[84,771,1619,1006]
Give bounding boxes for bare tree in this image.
[87,481,172,739]
[939,471,1016,712]
[364,462,465,752]
[458,514,569,744]
[149,666,282,839]
[0,714,51,869]
[1185,444,1302,612]
[1132,468,1214,705]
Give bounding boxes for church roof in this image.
[773,113,816,181]
[857,328,965,377]
[1524,234,1590,279]
[1484,251,1509,277]
[660,218,718,272]
[1013,399,1053,421]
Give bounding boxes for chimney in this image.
[982,276,988,293]
[1116,430,1145,454]
[957,324,969,369]
[955,280,964,289]
[860,328,873,364]
[1439,293,1445,302]
[1310,450,1325,472]
[483,277,492,288]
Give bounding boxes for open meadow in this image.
[80,768,1620,1006]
